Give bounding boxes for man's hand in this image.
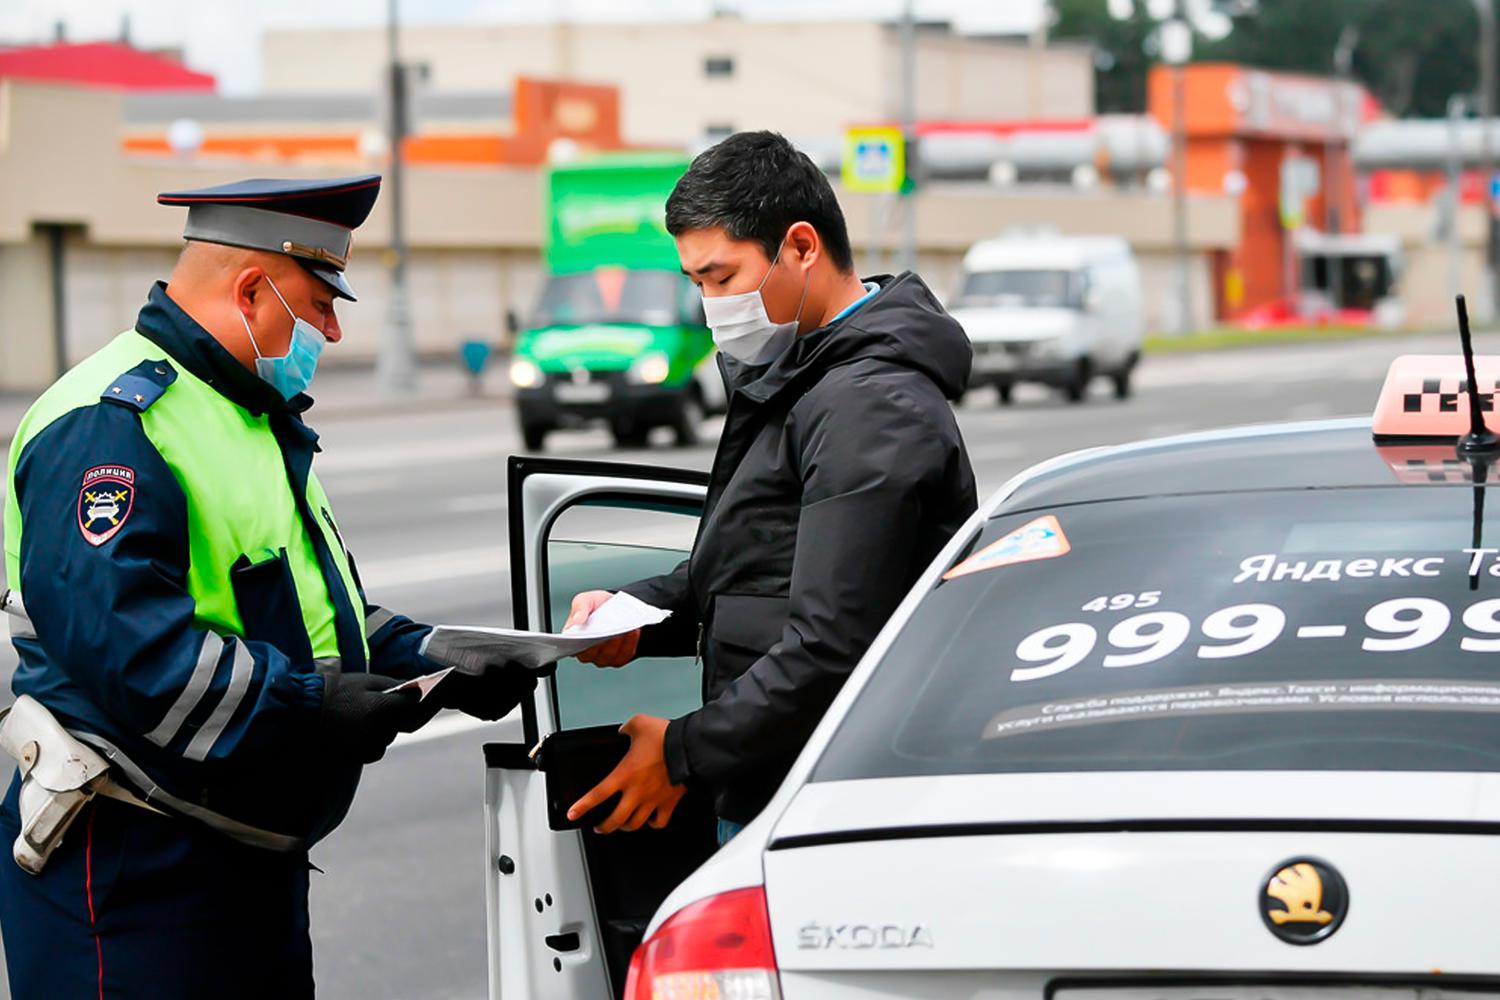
[567,714,686,833]
[567,590,641,668]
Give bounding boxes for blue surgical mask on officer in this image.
[237,273,326,399]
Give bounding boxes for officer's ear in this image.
[231,266,266,315]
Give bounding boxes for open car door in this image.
[485,455,717,1000]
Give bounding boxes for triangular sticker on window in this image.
[942,514,1070,581]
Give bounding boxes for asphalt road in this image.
[0,331,1457,998]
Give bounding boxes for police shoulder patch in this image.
[78,465,137,547]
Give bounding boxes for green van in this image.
[510,154,721,450]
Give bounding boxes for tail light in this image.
[624,885,781,1000]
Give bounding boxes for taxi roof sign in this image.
[1372,354,1500,440]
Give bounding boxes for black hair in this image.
[665,130,855,272]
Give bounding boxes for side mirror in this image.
[1083,286,1105,313]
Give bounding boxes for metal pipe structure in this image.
[1327,27,1357,313]
[1173,63,1191,332]
[899,0,917,274]
[1475,0,1497,319]
[1162,11,1193,335]
[1355,117,1500,168]
[43,223,67,380]
[1449,94,1471,306]
[377,0,418,394]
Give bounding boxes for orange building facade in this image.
[123,76,627,167]
[1149,63,1378,320]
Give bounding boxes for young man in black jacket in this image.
[566,131,977,841]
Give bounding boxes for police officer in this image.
[0,175,533,998]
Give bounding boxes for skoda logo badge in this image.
[1258,857,1349,945]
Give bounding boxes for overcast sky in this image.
[0,0,1053,94]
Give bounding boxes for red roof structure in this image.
[0,42,214,92]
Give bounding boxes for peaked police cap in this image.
[157,175,381,301]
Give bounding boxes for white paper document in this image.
[416,592,671,672]
[386,666,455,700]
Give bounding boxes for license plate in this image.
[1054,987,1496,1000]
[974,350,1015,373]
[554,383,610,403]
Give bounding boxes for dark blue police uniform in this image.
[0,177,441,999]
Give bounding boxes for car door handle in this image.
[545,932,581,953]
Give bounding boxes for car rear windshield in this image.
[813,486,1500,781]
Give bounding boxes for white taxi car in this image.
[485,351,1500,999]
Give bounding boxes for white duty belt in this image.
[0,589,307,859]
[0,695,165,874]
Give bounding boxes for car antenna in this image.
[1455,294,1498,590]
[1456,294,1499,457]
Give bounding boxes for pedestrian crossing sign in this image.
[842,127,906,194]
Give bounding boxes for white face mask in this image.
[701,238,810,365]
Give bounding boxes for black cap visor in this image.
[303,261,357,302]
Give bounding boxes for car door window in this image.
[489,460,712,1000]
[543,499,701,730]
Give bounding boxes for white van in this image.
[947,233,1144,404]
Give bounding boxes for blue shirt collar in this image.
[829,280,881,324]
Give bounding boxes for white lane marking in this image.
[538,435,718,460]
[1131,341,1427,390]
[1139,365,1349,389]
[444,495,508,514]
[315,437,511,474]
[391,711,495,749]
[1297,625,1348,639]
[357,545,507,590]
[1288,402,1336,419]
[322,474,405,496]
[966,441,1025,462]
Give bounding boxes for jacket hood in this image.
[740,271,972,403]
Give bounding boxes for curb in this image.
[1142,325,1464,356]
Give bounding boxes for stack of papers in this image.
[387,592,671,698]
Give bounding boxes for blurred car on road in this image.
[949,232,1143,404]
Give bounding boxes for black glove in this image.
[318,666,430,763]
[428,662,537,721]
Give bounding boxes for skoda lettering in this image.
[797,922,934,951]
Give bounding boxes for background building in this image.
[10,14,1490,393]
[0,39,214,91]
[0,77,1236,392]
[1150,63,1372,321]
[259,17,1095,147]
[121,76,623,167]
